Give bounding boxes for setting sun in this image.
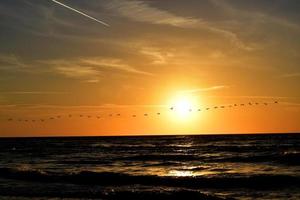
[168,95,199,122]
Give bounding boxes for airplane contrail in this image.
[51,0,109,27]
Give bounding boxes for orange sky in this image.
[0,0,299,136]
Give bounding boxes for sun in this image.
[173,98,192,117]
[168,95,199,122]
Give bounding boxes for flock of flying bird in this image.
[6,101,279,123]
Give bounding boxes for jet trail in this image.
[51,0,109,27]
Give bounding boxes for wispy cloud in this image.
[210,0,300,32]
[0,103,165,111]
[281,73,300,78]
[80,58,153,76]
[0,91,69,95]
[180,85,229,94]
[54,65,100,80]
[0,52,153,82]
[140,47,174,65]
[104,0,252,50]
[206,95,292,100]
[38,57,153,82]
[104,0,202,28]
[0,54,28,70]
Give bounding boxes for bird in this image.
[157,112,161,115]
[206,108,210,110]
[144,114,148,116]
[170,107,174,110]
[198,109,201,111]
[274,101,278,104]
[132,115,136,117]
[220,106,225,108]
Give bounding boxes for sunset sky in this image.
[0,0,300,136]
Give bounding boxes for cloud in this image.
[38,57,153,82]
[0,103,165,111]
[206,95,291,100]
[0,52,153,82]
[54,65,100,79]
[0,91,69,95]
[104,0,202,28]
[0,54,28,70]
[80,57,153,76]
[180,85,229,94]
[140,47,174,65]
[281,73,300,78]
[210,0,300,32]
[104,0,252,50]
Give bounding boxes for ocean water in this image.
[0,134,299,200]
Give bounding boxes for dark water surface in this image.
[0,134,299,199]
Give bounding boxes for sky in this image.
[0,0,300,136]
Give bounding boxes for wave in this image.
[213,152,300,165]
[0,186,228,200]
[0,167,299,189]
[113,151,300,166]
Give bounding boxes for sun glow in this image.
[168,95,199,122]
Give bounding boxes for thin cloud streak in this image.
[281,73,300,78]
[0,91,69,95]
[0,103,166,110]
[180,85,229,94]
[41,57,153,81]
[206,95,293,99]
[51,0,110,27]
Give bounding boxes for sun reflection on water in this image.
[168,170,195,177]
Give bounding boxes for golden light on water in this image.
[168,170,195,177]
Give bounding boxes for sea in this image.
[0,134,299,200]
